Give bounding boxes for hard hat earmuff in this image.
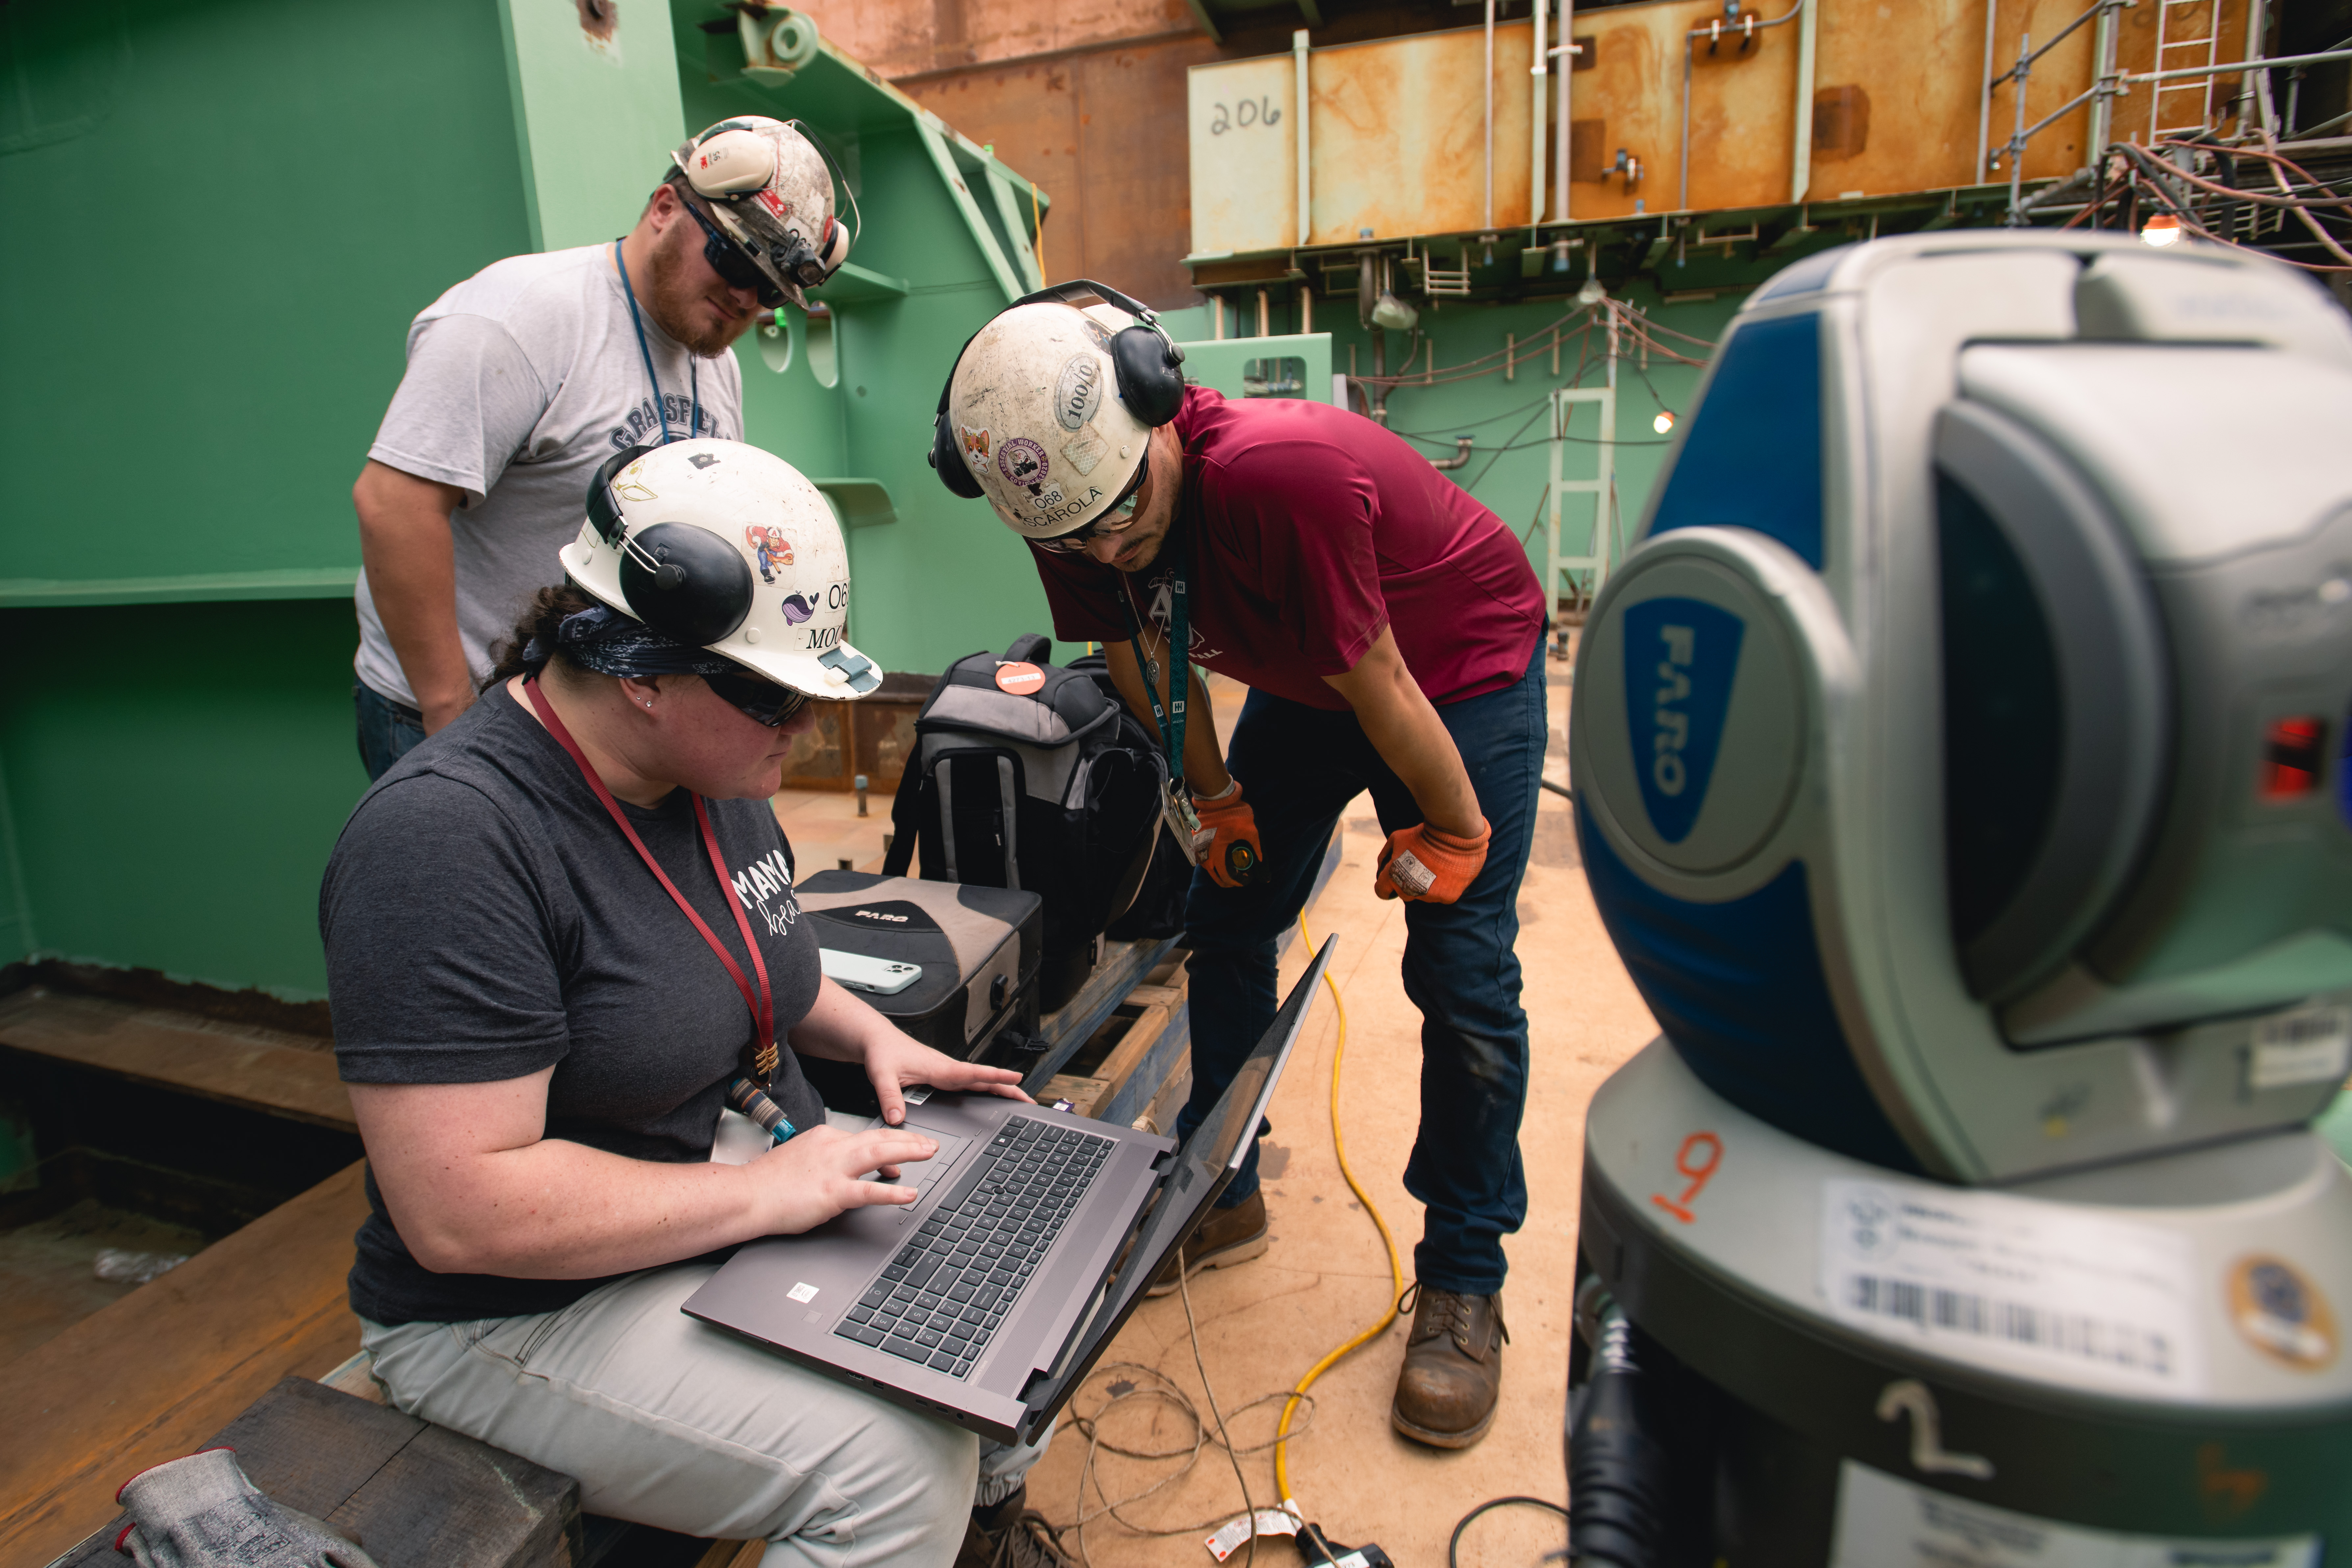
[585,446,756,646]
[680,126,778,197]
[675,119,860,292]
[926,279,1188,501]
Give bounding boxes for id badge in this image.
[1163,782,1214,868]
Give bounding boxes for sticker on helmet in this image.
[1054,355,1104,432]
[999,438,1049,490]
[1030,487,1104,530]
[780,593,816,625]
[617,480,658,502]
[996,662,1046,695]
[690,453,721,469]
[746,526,793,584]
[1026,484,1067,513]
[1061,426,1110,477]
[959,425,992,467]
[1081,318,1114,352]
[757,190,791,218]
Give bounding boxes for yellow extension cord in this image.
[1273,913,1408,1512]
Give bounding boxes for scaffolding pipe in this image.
[1978,0,1998,178]
[1485,0,1497,230]
[1790,0,1818,201]
[1294,29,1312,248]
[2088,0,2120,161]
[1530,0,1548,227]
[2126,48,2352,85]
[1556,0,1574,221]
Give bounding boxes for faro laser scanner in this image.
[1566,232,2352,1563]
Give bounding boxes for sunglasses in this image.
[1035,455,1152,556]
[704,668,816,728]
[679,197,788,309]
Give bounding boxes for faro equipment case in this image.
[795,870,1043,1063]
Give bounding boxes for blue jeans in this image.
[1178,636,1545,1297]
[355,682,428,781]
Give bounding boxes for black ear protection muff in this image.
[585,446,755,646]
[926,279,1188,501]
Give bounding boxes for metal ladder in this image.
[2149,0,2223,141]
[1545,384,1620,622]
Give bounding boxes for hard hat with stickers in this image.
[562,439,880,698]
[670,116,855,300]
[931,282,1189,541]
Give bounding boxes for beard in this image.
[643,225,756,358]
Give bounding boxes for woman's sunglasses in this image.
[1034,454,1152,556]
[679,197,788,309]
[704,668,815,728]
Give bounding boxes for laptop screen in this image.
[1017,935,1336,1440]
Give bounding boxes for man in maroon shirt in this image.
[931,285,1547,1448]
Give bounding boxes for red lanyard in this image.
[524,677,778,1081]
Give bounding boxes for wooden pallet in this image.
[1033,826,1345,1135]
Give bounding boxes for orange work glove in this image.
[1375,819,1490,903]
[1191,781,1264,889]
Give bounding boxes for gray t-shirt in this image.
[356,244,744,708]
[321,684,822,1325]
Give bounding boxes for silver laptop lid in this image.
[1015,935,1337,1442]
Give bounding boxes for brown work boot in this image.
[1390,1284,1508,1450]
[1146,1189,1269,1297]
[954,1485,1076,1568]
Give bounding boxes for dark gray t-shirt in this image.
[322,684,823,1326]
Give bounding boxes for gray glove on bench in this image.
[114,1447,380,1568]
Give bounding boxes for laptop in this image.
[684,936,1336,1446]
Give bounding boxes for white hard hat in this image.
[671,116,854,296]
[934,283,1188,541]
[562,439,880,697]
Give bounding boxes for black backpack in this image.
[884,634,1190,1009]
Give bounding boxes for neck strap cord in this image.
[523,678,794,1139]
[614,240,701,445]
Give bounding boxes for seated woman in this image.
[322,440,1071,1567]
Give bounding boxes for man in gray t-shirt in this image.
[351,115,850,778]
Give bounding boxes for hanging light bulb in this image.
[1654,410,1676,434]
[2140,213,2183,248]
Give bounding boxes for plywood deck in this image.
[1022,649,1644,1567]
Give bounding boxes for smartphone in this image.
[820,948,923,996]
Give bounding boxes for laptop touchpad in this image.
[853,1123,972,1201]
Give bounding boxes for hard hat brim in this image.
[564,529,876,701]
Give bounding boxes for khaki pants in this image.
[363,1261,1049,1566]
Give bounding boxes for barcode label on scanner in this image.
[1820,1179,2202,1395]
[1844,1274,2175,1375]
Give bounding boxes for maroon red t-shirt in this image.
[1031,388,1545,712]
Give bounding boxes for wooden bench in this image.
[43,1377,577,1568]
[0,986,353,1133]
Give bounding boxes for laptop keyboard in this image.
[835,1114,1116,1378]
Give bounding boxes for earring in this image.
[643,700,654,708]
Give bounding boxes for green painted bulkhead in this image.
[0,0,1738,1002]
[0,0,1059,999]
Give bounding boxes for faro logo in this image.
[1623,597,1744,846]
[854,908,909,923]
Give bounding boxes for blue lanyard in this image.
[614,241,700,444]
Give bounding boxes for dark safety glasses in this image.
[1035,453,1152,556]
[680,197,787,308]
[704,668,816,728]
